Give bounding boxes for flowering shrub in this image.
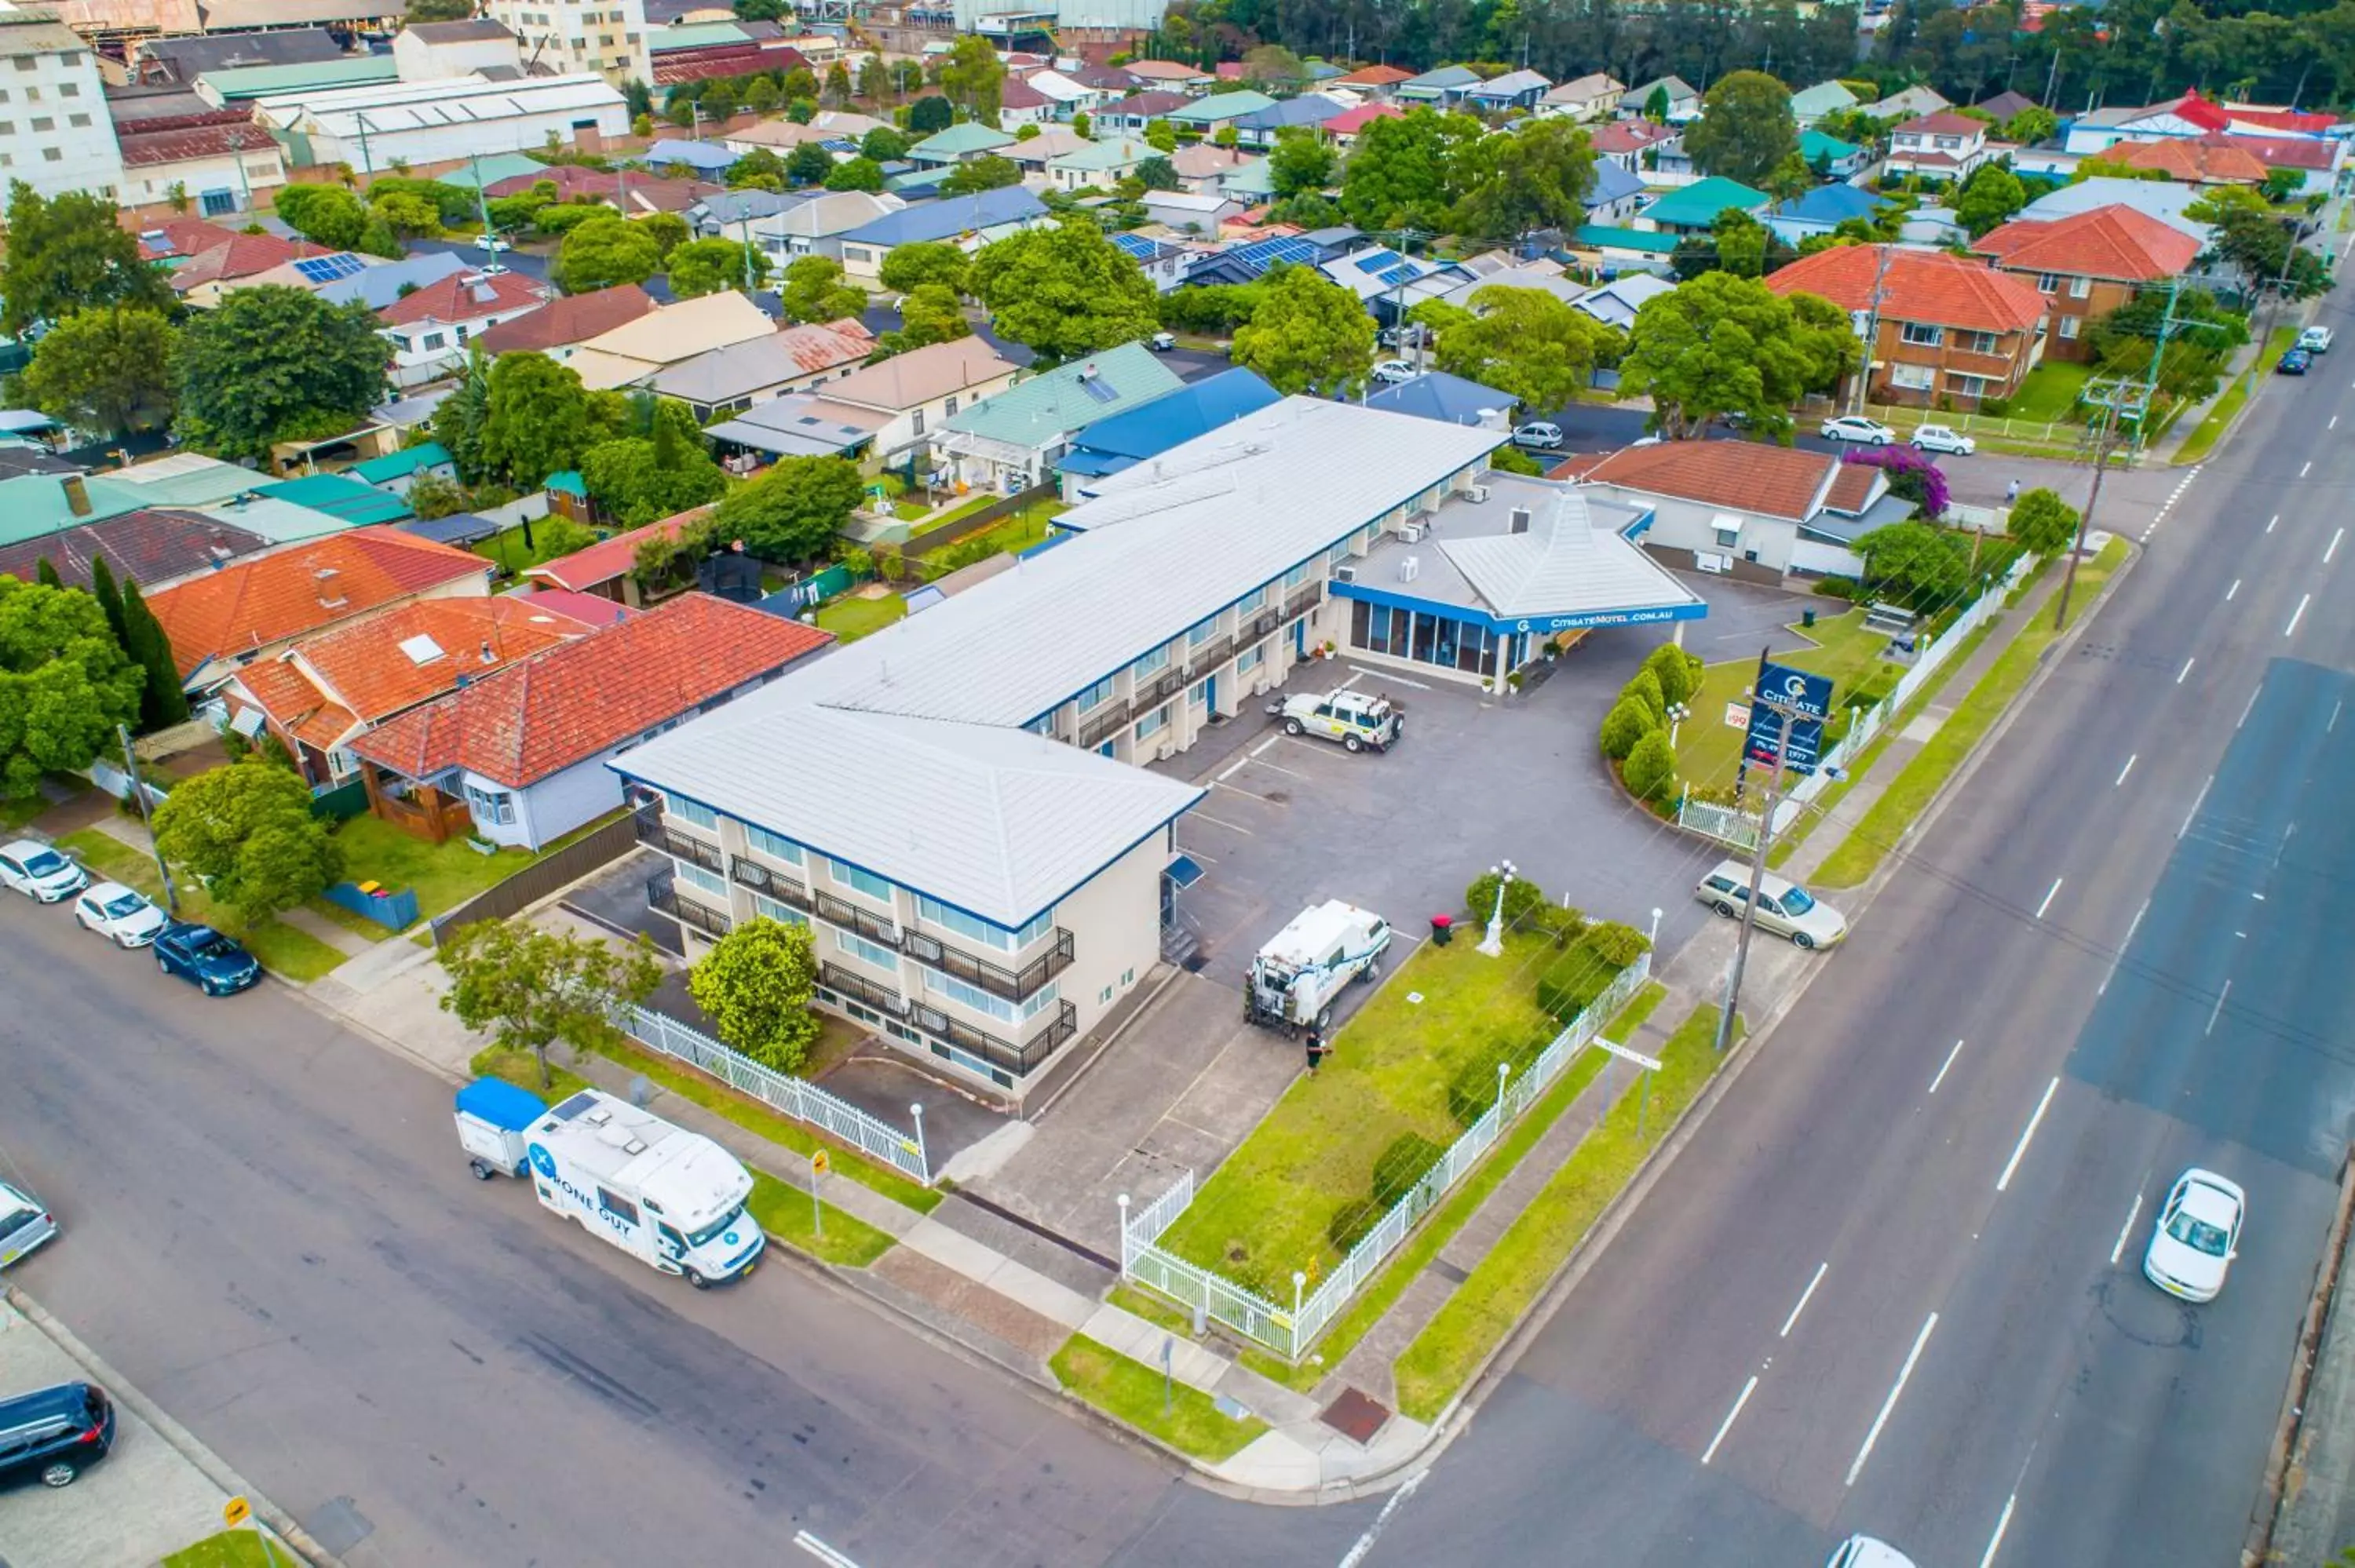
[1840,443,1948,520]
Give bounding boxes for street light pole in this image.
[118,724,178,916]
[1714,703,1795,1054]
[1477,859,1516,957]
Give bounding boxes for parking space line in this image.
[1250,757,1312,779]
[1250,735,1282,757]
[1217,759,1251,782]
[1349,664,1429,689]
[1188,811,1256,836]
[1213,779,1280,803]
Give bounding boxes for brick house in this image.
[1972,206,2201,361]
[1765,243,2049,408]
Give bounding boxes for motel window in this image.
[1135,704,1170,740]
[1132,644,1170,680]
[1961,330,1999,355]
[1022,981,1061,1020]
[924,967,1016,1023]
[836,928,898,969]
[1187,615,1217,646]
[917,895,1050,951]
[666,795,719,830]
[752,893,806,925]
[1076,674,1115,712]
[677,862,727,899]
[1899,322,1943,348]
[1236,585,1268,614]
[829,859,893,902]
[1236,643,1263,675]
[747,824,804,864]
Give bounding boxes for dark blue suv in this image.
[154,922,261,995]
[0,1383,115,1490]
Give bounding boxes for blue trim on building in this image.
[1330,578,1707,636]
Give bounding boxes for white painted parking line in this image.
[1216,759,1251,782]
[1188,810,1256,836]
[2177,657,2195,684]
[1929,1038,1966,1095]
[1701,1376,1759,1467]
[1846,1314,1938,1486]
[1978,1493,2019,1568]
[2111,1190,2145,1266]
[1250,735,1282,757]
[2115,754,2136,787]
[2287,593,2312,636]
[1780,1263,1829,1338]
[1996,1078,2060,1193]
[1348,664,1429,690]
[2036,877,2063,919]
[1213,779,1279,803]
[796,1531,864,1568]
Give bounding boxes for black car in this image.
[154,921,261,995]
[0,1382,115,1490]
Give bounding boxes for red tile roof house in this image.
[473,283,659,363]
[1766,242,2050,409]
[350,593,832,851]
[377,268,553,388]
[522,510,707,609]
[146,526,493,697]
[220,594,593,790]
[1972,206,2201,361]
[1571,439,1910,585]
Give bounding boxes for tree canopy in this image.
[666,237,772,297]
[1428,286,1623,414]
[480,352,603,490]
[1339,107,1484,232]
[173,286,387,461]
[2006,487,2080,556]
[1451,117,1597,242]
[969,218,1160,361]
[1953,162,2027,239]
[151,757,343,923]
[439,921,662,1089]
[1,182,177,334]
[1681,70,1797,186]
[1618,272,1858,442]
[872,283,972,358]
[939,34,1005,121]
[940,155,1023,195]
[557,215,664,294]
[777,254,869,324]
[710,455,864,561]
[1231,264,1377,398]
[0,578,145,799]
[1268,127,1335,197]
[824,155,887,192]
[276,182,371,249]
[687,917,823,1071]
[579,395,726,527]
[878,240,971,297]
[18,308,178,442]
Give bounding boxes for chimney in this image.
[61,475,90,517]
[479,640,496,664]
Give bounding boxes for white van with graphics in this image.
[523,1089,764,1288]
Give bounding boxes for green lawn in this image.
[329,813,546,923]
[2005,360,2093,424]
[816,592,907,640]
[908,490,1002,535]
[164,1530,289,1567]
[1676,609,1909,800]
[469,1043,591,1100]
[58,829,347,983]
[474,523,597,575]
[1050,1335,1269,1461]
[1813,538,2127,888]
[1157,932,1565,1300]
[1392,1002,1739,1423]
[950,499,1062,560]
[745,1168,897,1267]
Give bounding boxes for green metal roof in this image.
[647,21,747,50]
[350,442,453,483]
[907,122,1017,160]
[1167,89,1277,125]
[546,469,586,497]
[1799,128,1863,162]
[201,55,398,100]
[192,495,353,544]
[436,152,549,191]
[255,472,415,525]
[1638,177,1770,230]
[0,472,149,549]
[1220,157,1278,196]
[942,341,1185,449]
[1572,225,1681,254]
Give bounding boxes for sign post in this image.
[809,1149,830,1238]
[1721,651,1827,1054]
[1595,1037,1664,1142]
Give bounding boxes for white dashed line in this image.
[1780,1263,1830,1337]
[2112,1190,2145,1266]
[1979,1493,2019,1568]
[2269,513,2280,534]
[1847,1315,1939,1486]
[1929,1038,1966,1094]
[2226,578,2240,601]
[2240,685,2262,730]
[2177,657,2196,684]
[2328,527,2345,564]
[1702,1376,1760,1468]
[2302,460,2314,478]
[2036,877,2063,919]
[1997,1078,2061,1193]
[2116,754,2137,787]
[2288,594,2312,636]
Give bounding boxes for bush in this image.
[1978,395,2011,417]
[1465,868,1546,928]
[1643,642,1700,708]
[1536,944,1616,1023]
[1624,729,1678,802]
[1621,665,1665,718]
[1813,575,1859,600]
[1444,1031,1548,1126]
[1598,696,1658,760]
[1582,920,1652,968]
[1327,1132,1450,1254]
[1532,901,1586,949]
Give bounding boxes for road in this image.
[1355,293,2355,1565]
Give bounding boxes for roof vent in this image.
[1509,507,1532,534]
[1398,554,1419,582]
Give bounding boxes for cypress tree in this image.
[88,553,128,648]
[34,558,61,588]
[119,579,190,728]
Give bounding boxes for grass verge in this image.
[746,1169,896,1267]
[469,1044,590,1100]
[1235,979,1671,1391]
[1108,1282,1198,1336]
[1812,537,2127,889]
[1391,1002,1739,1424]
[58,829,347,983]
[1678,607,1909,792]
[1050,1335,1269,1461]
[164,1530,285,1567]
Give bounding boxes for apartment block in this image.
[485,0,649,86]
[0,9,122,199]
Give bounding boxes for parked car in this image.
[473,232,509,254]
[2298,325,2334,353]
[153,921,261,996]
[0,1383,115,1490]
[0,841,86,904]
[1511,420,1565,450]
[1371,359,1417,385]
[1272,687,1402,753]
[72,882,167,948]
[2144,1168,2244,1302]
[1146,330,1176,351]
[2279,348,2313,375]
[1820,415,1897,446]
[1693,859,1849,949]
[1910,423,1975,456]
[0,1180,57,1270]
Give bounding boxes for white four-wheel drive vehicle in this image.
[1273,687,1402,753]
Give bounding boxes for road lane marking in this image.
[2335,701,2345,734]
[2180,773,2213,840]
[795,1532,864,1568]
[2287,594,2312,636]
[2207,978,2233,1037]
[2100,899,2149,997]
[1930,1038,1966,1094]
[2302,460,2314,477]
[2240,686,2262,730]
[1780,1263,1830,1338]
[1335,1469,1424,1566]
[2227,578,2240,601]
[2116,754,2137,787]
[2177,656,2196,684]
[1701,1376,1759,1466]
[2268,513,2280,533]
[2036,877,2064,919]
[1846,1313,1939,1486]
[2331,527,2346,565]
[1979,1493,2019,1568]
[1996,1077,2061,1193]
[2112,1191,2145,1266]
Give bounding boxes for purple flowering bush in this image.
[1840,443,1948,520]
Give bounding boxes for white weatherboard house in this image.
[615,399,1698,1096]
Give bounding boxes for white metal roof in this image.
[1438,483,1700,621]
[261,72,623,135]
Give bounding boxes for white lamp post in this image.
[1666,700,1692,749]
[1477,859,1516,957]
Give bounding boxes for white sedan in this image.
[1820,415,1897,446]
[72,882,169,948]
[1371,359,1418,385]
[1910,423,1975,456]
[2144,1168,2244,1302]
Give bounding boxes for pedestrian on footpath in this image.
[2006,478,2021,504]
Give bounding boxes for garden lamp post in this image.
[1477,859,1517,957]
[1666,700,1692,749]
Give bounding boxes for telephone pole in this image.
[118,724,178,916]
[1716,697,1798,1054]
[2054,377,2143,630]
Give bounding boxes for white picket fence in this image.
[619,1003,932,1183]
[1120,955,1653,1361]
[1678,550,2039,848]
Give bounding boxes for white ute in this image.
[1246,899,1391,1035]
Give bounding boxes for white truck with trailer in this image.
[1245,899,1392,1035]
[455,1079,765,1289]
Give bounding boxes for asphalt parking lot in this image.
[1158,580,1820,987]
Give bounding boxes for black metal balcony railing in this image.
[646,873,731,939]
[728,855,813,913]
[813,889,900,948]
[636,809,723,873]
[906,997,1079,1076]
[1184,635,1234,674]
[903,926,1073,1004]
[820,961,901,1014]
[1076,702,1130,750]
[1248,607,1283,639]
[1140,666,1187,705]
[1283,583,1322,622]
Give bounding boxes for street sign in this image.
[1743,658,1835,775]
[1594,1037,1663,1072]
[810,1150,831,1176]
[1723,701,1751,729]
[223,1497,251,1529]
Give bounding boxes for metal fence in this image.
[429,811,640,945]
[619,1003,932,1183]
[1120,955,1652,1361]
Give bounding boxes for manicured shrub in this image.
[1537,944,1616,1022]
[1444,1032,1546,1126]
[1624,729,1678,802]
[1599,696,1657,760]
[1465,868,1547,928]
[1371,1132,1448,1211]
[1583,920,1652,968]
[1643,642,1700,708]
[1621,665,1665,718]
[1813,576,1858,600]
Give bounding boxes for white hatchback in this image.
[1910,423,1974,456]
[2144,1168,2244,1302]
[73,881,169,948]
[1820,415,1897,446]
[0,839,86,903]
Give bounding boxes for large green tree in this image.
[151,756,343,923]
[1855,519,1972,608]
[480,352,603,489]
[824,155,886,193]
[17,308,178,442]
[1268,127,1335,197]
[173,286,388,461]
[1231,264,1377,397]
[872,283,972,357]
[1429,286,1623,414]
[1,182,177,334]
[1953,162,2027,239]
[556,215,663,294]
[940,155,1022,195]
[687,916,823,1071]
[666,237,772,297]
[274,182,371,249]
[1618,272,1858,443]
[878,239,971,297]
[939,34,1006,122]
[908,94,954,134]
[0,578,144,799]
[439,921,663,1089]
[1681,71,1798,186]
[778,254,869,324]
[2006,487,2080,555]
[1451,117,1597,242]
[119,580,189,730]
[1340,107,1483,232]
[580,399,726,526]
[969,218,1159,361]
[710,455,863,561]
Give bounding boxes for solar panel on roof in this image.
[292,252,367,283]
[1378,263,1419,286]
[1355,249,1402,272]
[1079,375,1121,403]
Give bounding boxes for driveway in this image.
[406,237,553,283]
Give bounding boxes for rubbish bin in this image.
[1802,607,1817,629]
[1430,913,1454,946]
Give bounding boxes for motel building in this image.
[615,399,1703,1100]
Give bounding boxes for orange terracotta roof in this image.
[167,230,330,293]
[294,595,592,723]
[1824,465,1880,514]
[148,526,488,677]
[2210,131,2337,173]
[352,593,833,789]
[521,511,707,594]
[1894,109,1987,136]
[2109,136,2269,184]
[1590,120,1674,155]
[1765,244,2047,334]
[1578,440,1838,522]
[1973,206,2202,282]
[474,283,657,355]
[1335,64,1413,86]
[377,268,550,328]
